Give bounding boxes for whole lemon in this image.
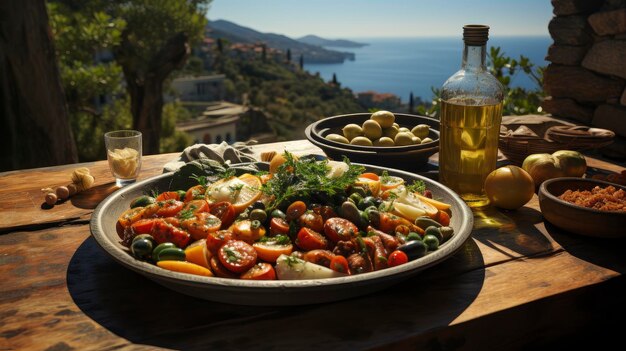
[484,165,535,210]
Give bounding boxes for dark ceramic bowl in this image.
[90,162,473,306]
[305,113,440,170]
[538,177,626,238]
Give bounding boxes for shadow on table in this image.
[67,237,485,351]
[543,221,626,274]
[471,206,555,260]
[71,182,119,210]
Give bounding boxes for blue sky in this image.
[208,0,552,38]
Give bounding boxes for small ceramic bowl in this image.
[305,113,440,170]
[538,177,626,238]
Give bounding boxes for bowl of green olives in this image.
[305,111,440,170]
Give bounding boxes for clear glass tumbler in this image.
[104,130,142,187]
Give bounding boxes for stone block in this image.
[593,104,626,137]
[541,97,594,123]
[582,40,626,79]
[546,44,589,65]
[601,0,626,11]
[544,64,625,102]
[551,0,604,15]
[588,8,626,36]
[549,16,593,45]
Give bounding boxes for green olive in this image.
[131,238,154,260]
[411,124,430,139]
[131,195,156,208]
[412,136,422,144]
[249,209,268,223]
[342,124,363,141]
[362,120,382,140]
[156,247,186,261]
[325,133,349,144]
[373,137,395,146]
[398,127,411,133]
[421,137,434,144]
[350,136,373,146]
[382,126,399,139]
[370,110,395,128]
[423,234,440,251]
[152,242,176,261]
[394,132,414,146]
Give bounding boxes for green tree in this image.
[488,47,545,115]
[48,0,210,160]
[111,0,211,154]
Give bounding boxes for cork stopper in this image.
[463,24,490,46]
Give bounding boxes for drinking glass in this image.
[104,130,142,187]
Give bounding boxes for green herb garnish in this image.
[260,235,291,245]
[405,180,426,194]
[261,152,365,212]
[178,205,197,220]
[223,247,240,263]
[191,174,208,187]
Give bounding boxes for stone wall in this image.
[543,0,626,159]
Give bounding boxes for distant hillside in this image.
[207,20,355,64]
[297,35,368,48]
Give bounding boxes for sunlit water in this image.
[304,36,551,102]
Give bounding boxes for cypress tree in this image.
[332,73,338,85]
[299,54,304,69]
[286,49,292,63]
[409,91,414,114]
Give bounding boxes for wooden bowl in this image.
[538,178,626,238]
[305,113,440,170]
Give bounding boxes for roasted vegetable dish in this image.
[116,153,455,280]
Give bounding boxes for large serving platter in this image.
[90,162,473,306]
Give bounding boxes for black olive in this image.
[398,240,427,260]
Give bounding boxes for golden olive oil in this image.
[439,99,503,207]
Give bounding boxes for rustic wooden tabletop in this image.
[1,140,625,351]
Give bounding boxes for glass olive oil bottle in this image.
[439,25,505,208]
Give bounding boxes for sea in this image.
[303,36,552,103]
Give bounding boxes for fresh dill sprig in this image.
[405,180,426,194]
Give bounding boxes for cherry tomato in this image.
[240,262,276,280]
[163,217,180,227]
[269,217,290,236]
[296,227,328,251]
[230,219,266,243]
[116,207,145,238]
[181,212,222,241]
[298,211,324,232]
[206,230,233,254]
[144,200,184,218]
[210,256,238,278]
[303,249,335,267]
[185,185,206,202]
[434,210,451,227]
[131,218,157,234]
[317,206,337,222]
[180,199,209,215]
[285,201,307,222]
[218,240,258,273]
[330,255,350,274]
[324,217,358,243]
[209,201,236,228]
[156,191,181,202]
[387,250,409,267]
[252,240,293,263]
[151,219,191,248]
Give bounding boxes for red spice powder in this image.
[559,185,626,212]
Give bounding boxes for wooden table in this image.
[1,140,625,351]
